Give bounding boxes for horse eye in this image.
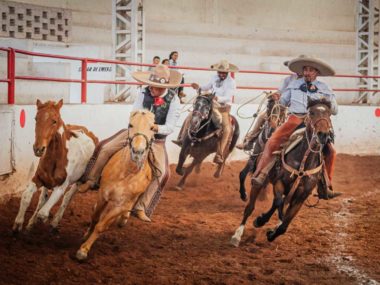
[128,123,133,128]
[52,120,57,124]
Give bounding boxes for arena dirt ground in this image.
[0,154,379,285]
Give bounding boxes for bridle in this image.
[127,131,153,152]
[187,96,213,142]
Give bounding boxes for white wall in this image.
[0,103,379,198]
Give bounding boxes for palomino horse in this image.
[76,110,157,260]
[238,95,286,201]
[231,99,333,246]
[13,99,98,232]
[175,93,240,190]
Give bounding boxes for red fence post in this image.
[81,59,87,103]
[7,48,15,104]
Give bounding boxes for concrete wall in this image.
[0,103,379,198]
[0,0,361,105]
[145,0,358,104]
[0,0,113,104]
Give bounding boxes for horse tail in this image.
[229,116,240,151]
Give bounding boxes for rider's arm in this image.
[132,91,144,110]
[156,95,181,136]
[319,82,338,115]
[279,88,291,107]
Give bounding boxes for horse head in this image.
[127,110,156,169]
[266,94,286,129]
[33,99,64,157]
[306,98,332,145]
[189,93,214,133]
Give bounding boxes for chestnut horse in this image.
[13,100,98,232]
[231,99,333,246]
[76,110,157,260]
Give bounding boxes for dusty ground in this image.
[0,154,379,285]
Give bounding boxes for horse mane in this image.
[307,98,331,110]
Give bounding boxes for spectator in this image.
[169,51,186,102]
[148,56,160,71]
[162,58,169,65]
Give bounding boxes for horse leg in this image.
[195,162,202,174]
[231,181,264,247]
[37,181,69,223]
[13,182,38,233]
[82,195,108,241]
[76,204,124,261]
[214,162,225,178]
[175,145,189,176]
[25,187,49,231]
[239,157,256,202]
[266,187,309,242]
[50,184,78,229]
[176,159,198,191]
[255,180,285,227]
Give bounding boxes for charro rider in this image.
[79,64,182,222]
[236,55,305,151]
[172,59,238,164]
[251,55,339,199]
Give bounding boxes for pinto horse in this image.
[76,110,157,260]
[231,99,333,246]
[13,99,98,232]
[238,95,286,201]
[175,93,240,190]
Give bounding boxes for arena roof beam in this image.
[356,0,380,104]
[112,0,145,102]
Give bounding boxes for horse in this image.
[238,95,286,201]
[76,110,157,260]
[13,99,98,232]
[175,93,240,190]
[231,98,333,246]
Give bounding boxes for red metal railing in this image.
[1,47,380,104]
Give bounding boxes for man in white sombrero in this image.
[236,55,305,151]
[80,64,182,221]
[173,59,238,164]
[251,55,339,199]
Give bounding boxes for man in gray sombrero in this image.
[173,59,238,164]
[236,55,305,151]
[80,64,182,221]
[251,55,339,199]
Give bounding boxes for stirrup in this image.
[171,139,182,147]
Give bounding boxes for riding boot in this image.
[213,108,231,164]
[172,113,191,147]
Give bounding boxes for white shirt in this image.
[200,74,236,104]
[132,90,181,136]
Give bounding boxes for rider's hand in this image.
[272,92,281,101]
[191,83,200,90]
[151,124,159,133]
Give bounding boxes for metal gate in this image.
[0,111,14,175]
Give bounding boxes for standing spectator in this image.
[148,56,160,71]
[162,58,170,65]
[169,51,186,102]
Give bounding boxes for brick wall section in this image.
[0,1,71,42]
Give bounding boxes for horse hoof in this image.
[266,229,276,242]
[174,186,183,191]
[240,192,247,202]
[76,249,88,261]
[253,216,265,228]
[49,226,60,235]
[230,236,241,247]
[214,172,221,178]
[12,223,22,234]
[176,167,184,176]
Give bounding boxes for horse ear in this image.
[36,99,42,108]
[307,96,312,109]
[210,92,216,100]
[56,99,63,110]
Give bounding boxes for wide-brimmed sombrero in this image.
[132,64,182,88]
[210,60,239,72]
[288,55,335,76]
[283,54,306,67]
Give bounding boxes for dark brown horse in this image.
[175,93,240,190]
[231,98,333,246]
[238,95,286,201]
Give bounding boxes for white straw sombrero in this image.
[132,64,182,88]
[288,55,335,76]
[210,60,239,72]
